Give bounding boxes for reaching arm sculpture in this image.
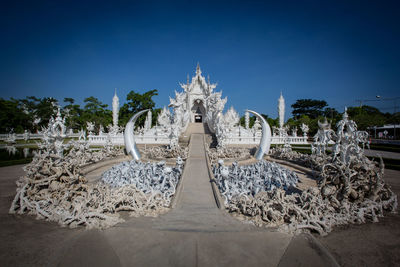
[246,109,272,160]
[124,109,150,160]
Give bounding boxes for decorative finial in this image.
[343,107,348,119]
[114,88,117,96]
[196,62,201,75]
[187,74,189,85]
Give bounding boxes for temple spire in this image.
[112,88,120,128]
[278,92,285,129]
[196,62,201,75]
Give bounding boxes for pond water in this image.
[0,147,36,161]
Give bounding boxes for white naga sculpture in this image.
[124,109,149,160]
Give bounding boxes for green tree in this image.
[291,99,328,119]
[347,105,387,130]
[19,96,58,131]
[387,112,400,125]
[119,89,159,128]
[82,97,112,132]
[63,97,83,131]
[239,115,255,128]
[261,114,279,128]
[0,98,31,133]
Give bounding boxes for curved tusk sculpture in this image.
[124,109,150,160]
[246,109,272,160]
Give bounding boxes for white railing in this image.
[0,133,81,141]
[88,134,170,146]
[226,135,308,145]
[1,132,308,146]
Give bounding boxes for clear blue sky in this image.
[1,0,399,119]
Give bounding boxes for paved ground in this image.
[0,127,398,266]
[316,168,400,267]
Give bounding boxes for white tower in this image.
[245,111,250,129]
[278,92,285,129]
[145,110,152,130]
[112,89,119,128]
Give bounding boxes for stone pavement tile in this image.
[278,233,339,267]
[57,230,121,267]
[103,228,293,267]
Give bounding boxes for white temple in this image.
[87,64,308,146]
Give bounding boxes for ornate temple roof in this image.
[179,64,217,97]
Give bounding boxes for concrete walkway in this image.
[0,130,339,266]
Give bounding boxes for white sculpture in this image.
[246,110,272,160]
[5,132,16,144]
[86,122,95,135]
[332,108,369,164]
[214,160,298,204]
[101,159,183,207]
[124,109,149,160]
[99,124,104,135]
[223,107,240,129]
[23,130,29,141]
[301,123,309,137]
[312,118,334,155]
[23,147,29,158]
[78,129,86,141]
[157,106,172,128]
[253,118,261,133]
[5,145,17,155]
[291,126,297,137]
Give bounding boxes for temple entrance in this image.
[191,99,206,123]
[195,114,202,123]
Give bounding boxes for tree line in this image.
[239,99,399,136]
[287,99,399,136]
[0,92,398,136]
[0,90,160,134]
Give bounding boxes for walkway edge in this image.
[203,135,225,210]
[307,233,341,267]
[170,136,191,209]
